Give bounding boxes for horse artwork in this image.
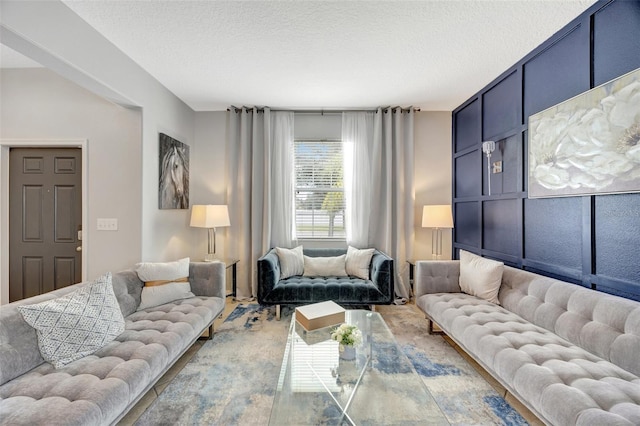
[159,133,189,209]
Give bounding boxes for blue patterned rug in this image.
[135,304,528,425]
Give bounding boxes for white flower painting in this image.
[528,68,640,198]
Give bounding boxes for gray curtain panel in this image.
[226,107,295,299]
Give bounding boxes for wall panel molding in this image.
[452,0,640,300]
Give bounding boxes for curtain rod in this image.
[227,106,420,114]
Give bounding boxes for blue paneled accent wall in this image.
[452,0,640,300]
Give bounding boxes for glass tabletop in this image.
[269,310,449,425]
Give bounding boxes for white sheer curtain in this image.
[342,107,415,300]
[269,112,297,248]
[343,112,375,247]
[226,107,295,299]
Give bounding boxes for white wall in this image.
[0,68,142,294]
[191,111,228,260]
[1,0,196,263]
[413,111,453,260]
[294,112,342,140]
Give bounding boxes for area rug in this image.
[135,304,528,426]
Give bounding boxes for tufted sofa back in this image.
[499,266,640,377]
[111,270,144,317]
[0,281,86,386]
[302,247,347,257]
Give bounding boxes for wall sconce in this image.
[422,205,454,259]
[190,205,230,262]
[482,141,495,196]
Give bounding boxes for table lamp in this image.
[422,205,453,259]
[190,205,230,261]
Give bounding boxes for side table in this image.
[202,258,239,299]
[222,259,239,299]
[407,259,416,295]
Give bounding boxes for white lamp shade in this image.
[422,205,453,228]
[190,205,230,228]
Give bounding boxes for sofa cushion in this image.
[0,283,91,387]
[499,267,640,377]
[459,250,503,304]
[345,246,374,280]
[265,276,384,304]
[276,246,304,279]
[17,273,125,369]
[137,281,195,311]
[0,295,223,426]
[419,292,640,426]
[303,254,347,277]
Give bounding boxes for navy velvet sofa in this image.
[257,247,394,318]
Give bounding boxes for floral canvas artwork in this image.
[528,68,640,198]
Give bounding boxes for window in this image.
[294,140,345,239]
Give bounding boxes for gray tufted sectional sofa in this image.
[415,260,640,425]
[0,262,225,425]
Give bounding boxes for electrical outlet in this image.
[492,161,503,174]
[97,218,118,231]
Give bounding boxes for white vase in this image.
[339,344,356,361]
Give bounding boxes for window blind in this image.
[294,141,345,239]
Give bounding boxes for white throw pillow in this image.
[276,246,304,279]
[303,255,348,277]
[17,273,125,368]
[459,250,504,304]
[135,258,195,310]
[135,257,190,281]
[345,246,375,280]
[138,281,195,310]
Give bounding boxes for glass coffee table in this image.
[269,310,449,425]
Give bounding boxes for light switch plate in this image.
[97,218,118,231]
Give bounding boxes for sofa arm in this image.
[371,250,394,304]
[414,260,461,298]
[189,262,226,299]
[257,249,280,304]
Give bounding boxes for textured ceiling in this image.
[47,1,598,111]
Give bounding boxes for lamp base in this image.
[431,227,443,260]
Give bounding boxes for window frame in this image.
[293,138,346,241]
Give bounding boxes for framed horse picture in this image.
[159,133,189,209]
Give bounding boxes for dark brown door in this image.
[9,148,82,302]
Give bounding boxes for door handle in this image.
[76,246,82,252]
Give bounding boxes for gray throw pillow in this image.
[17,272,125,368]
